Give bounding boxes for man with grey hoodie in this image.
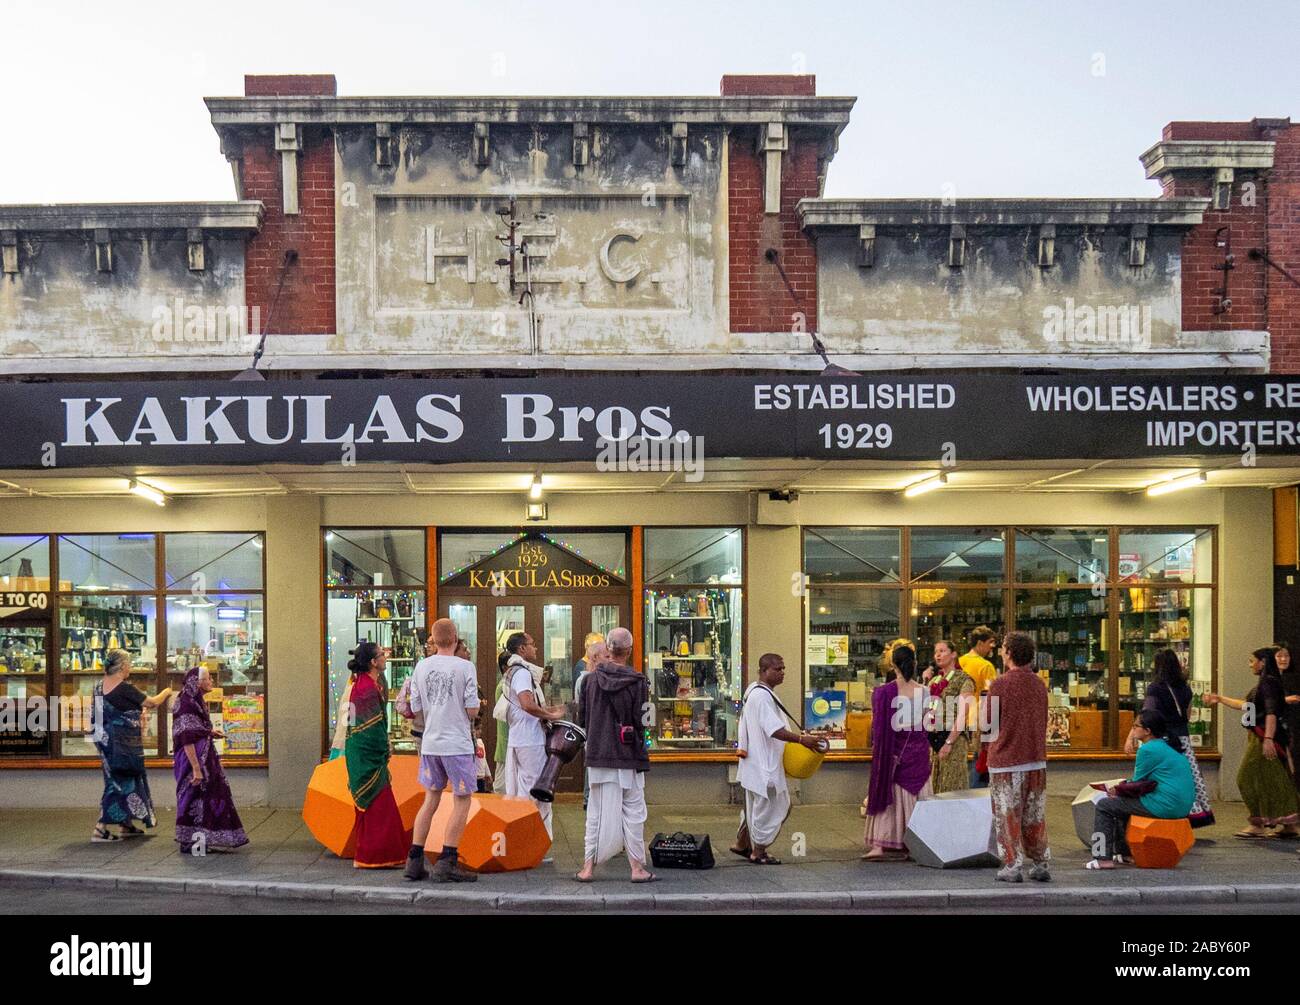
[574,627,655,883]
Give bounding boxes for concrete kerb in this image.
[1,869,1294,910]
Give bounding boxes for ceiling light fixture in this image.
[128,480,166,506]
[529,474,544,500]
[902,473,947,498]
[1146,471,1207,497]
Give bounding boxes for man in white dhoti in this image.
[574,627,655,883]
[502,631,564,839]
[732,653,822,865]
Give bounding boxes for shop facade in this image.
[1,74,1298,809]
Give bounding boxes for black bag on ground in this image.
[649,831,715,869]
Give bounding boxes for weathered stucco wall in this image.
[0,233,251,363]
[333,122,728,355]
[817,227,1185,354]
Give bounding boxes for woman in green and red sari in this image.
[345,641,409,869]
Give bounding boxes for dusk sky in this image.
[3,0,1295,203]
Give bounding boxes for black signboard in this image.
[1,375,1299,468]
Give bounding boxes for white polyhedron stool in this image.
[904,789,999,869]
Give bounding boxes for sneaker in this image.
[403,852,427,882]
[429,856,479,883]
[995,866,1024,883]
[1028,863,1051,882]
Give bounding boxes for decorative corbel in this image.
[1128,223,1149,267]
[473,122,491,167]
[947,224,967,269]
[219,130,244,199]
[187,229,206,272]
[1037,224,1056,268]
[375,123,396,168]
[670,122,688,168]
[857,224,876,268]
[274,122,303,215]
[1213,167,1234,211]
[572,123,590,168]
[1,231,17,275]
[94,229,113,273]
[760,122,788,215]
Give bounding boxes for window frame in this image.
[802,525,1219,758]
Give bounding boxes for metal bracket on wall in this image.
[1212,226,1233,314]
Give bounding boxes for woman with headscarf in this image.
[173,666,249,854]
[1205,647,1298,839]
[90,649,172,842]
[344,641,409,868]
[862,643,933,861]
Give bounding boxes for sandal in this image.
[91,826,121,843]
[1234,828,1274,839]
[861,850,907,862]
[729,845,753,859]
[119,823,145,838]
[573,873,595,884]
[749,853,783,865]
[1084,858,1118,870]
[630,872,659,883]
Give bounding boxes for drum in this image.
[529,719,587,803]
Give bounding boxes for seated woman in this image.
[1084,710,1194,870]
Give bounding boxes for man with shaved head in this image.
[732,652,824,865]
[575,626,655,882]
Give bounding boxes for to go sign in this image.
[1,592,49,610]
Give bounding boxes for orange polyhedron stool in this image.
[423,792,551,873]
[1125,815,1194,869]
[302,755,424,858]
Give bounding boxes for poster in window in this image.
[221,695,265,755]
[804,689,847,749]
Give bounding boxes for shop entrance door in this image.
[438,533,630,795]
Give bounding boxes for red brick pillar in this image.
[722,75,820,335]
[239,74,337,336]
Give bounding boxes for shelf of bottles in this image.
[1013,589,1109,748]
[348,590,425,751]
[1118,586,1212,745]
[911,589,1005,669]
[58,598,152,676]
[645,588,740,749]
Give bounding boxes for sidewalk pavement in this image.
[1,798,1298,912]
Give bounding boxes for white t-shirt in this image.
[737,683,787,796]
[409,654,478,756]
[507,662,547,749]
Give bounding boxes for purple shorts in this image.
[418,754,477,796]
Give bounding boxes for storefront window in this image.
[0,534,51,586]
[912,587,1006,672]
[1118,529,1213,585]
[644,528,743,752]
[1120,586,1214,748]
[59,534,156,591]
[804,526,1218,755]
[911,528,1005,584]
[1015,587,1110,749]
[165,532,264,591]
[327,528,425,587]
[805,528,901,584]
[806,587,900,750]
[1015,528,1108,584]
[0,536,52,757]
[59,594,159,757]
[324,528,428,755]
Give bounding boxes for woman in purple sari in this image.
[863,643,933,861]
[173,667,249,854]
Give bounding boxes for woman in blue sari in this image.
[91,650,172,842]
